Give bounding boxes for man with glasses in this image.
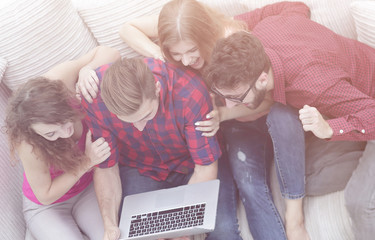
[205,11,375,238]
[208,33,309,240]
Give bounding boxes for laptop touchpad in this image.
[155,188,185,208]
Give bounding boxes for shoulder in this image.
[17,140,44,167]
[95,63,113,80]
[18,140,34,155]
[142,58,209,101]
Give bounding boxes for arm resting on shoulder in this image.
[44,46,120,91]
[119,15,163,59]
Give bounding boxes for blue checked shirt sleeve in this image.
[81,64,119,168]
[182,86,222,165]
[83,103,119,168]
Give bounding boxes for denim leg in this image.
[206,150,242,240]
[119,165,192,197]
[266,103,305,199]
[118,165,192,213]
[222,118,286,240]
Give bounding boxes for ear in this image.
[255,72,268,89]
[155,81,161,97]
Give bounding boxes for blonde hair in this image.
[101,58,156,116]
[158,0,246,67]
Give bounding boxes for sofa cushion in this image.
[73,0,169,58]
[0,0,97,91]
[304,134,366,196]
[0,57,7,83]
[350,1,375,48]
[72,0,249,58]
[199,0,250,16]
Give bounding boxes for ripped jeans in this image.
[221,103,305,240]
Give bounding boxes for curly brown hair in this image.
[5,77,87,174]
[204,31,270,90]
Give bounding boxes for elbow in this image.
[298,2,311,18]
[119,22,132,42]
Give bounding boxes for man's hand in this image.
[299,105,333,139]
[103,225,121,240]
[76,66,99,103]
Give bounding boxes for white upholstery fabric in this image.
[0,1,365,239]
[198,0,250,16]
[73,0,249,59]
[75,0,169,58]
[0,83,25,240]
[350,1,375,48]
[0,58,7,83]
[0,0,97,91]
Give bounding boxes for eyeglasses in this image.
[211,83,253,103]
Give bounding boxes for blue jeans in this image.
[119,153,242,240]
[221,103,305,240]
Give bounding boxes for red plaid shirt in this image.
[81,58,220,181]
[236,2,375,141]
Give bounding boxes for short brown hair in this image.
[101,58,156,116]
[205,31,270,90]
[158,0,246,67]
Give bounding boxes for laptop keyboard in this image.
[128,203,206,238]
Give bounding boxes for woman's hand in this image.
[194,94,221,137]
[84,130,111,169]
[195,109,221,137]
[76,66,99,103]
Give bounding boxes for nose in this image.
[59,123,71,138]
[225,99,239,108]
[133,120,148,131]
[181,54,190,66]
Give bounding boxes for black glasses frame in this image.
[211,83,253,103]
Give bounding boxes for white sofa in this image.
[1,0,374,239]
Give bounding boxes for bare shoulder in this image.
[17,140,47,170]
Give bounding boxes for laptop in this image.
[118,179,220,240]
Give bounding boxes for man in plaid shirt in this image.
[81,57,241,240]
[205,8,375,240]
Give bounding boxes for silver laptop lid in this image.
[119,179,220,240]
